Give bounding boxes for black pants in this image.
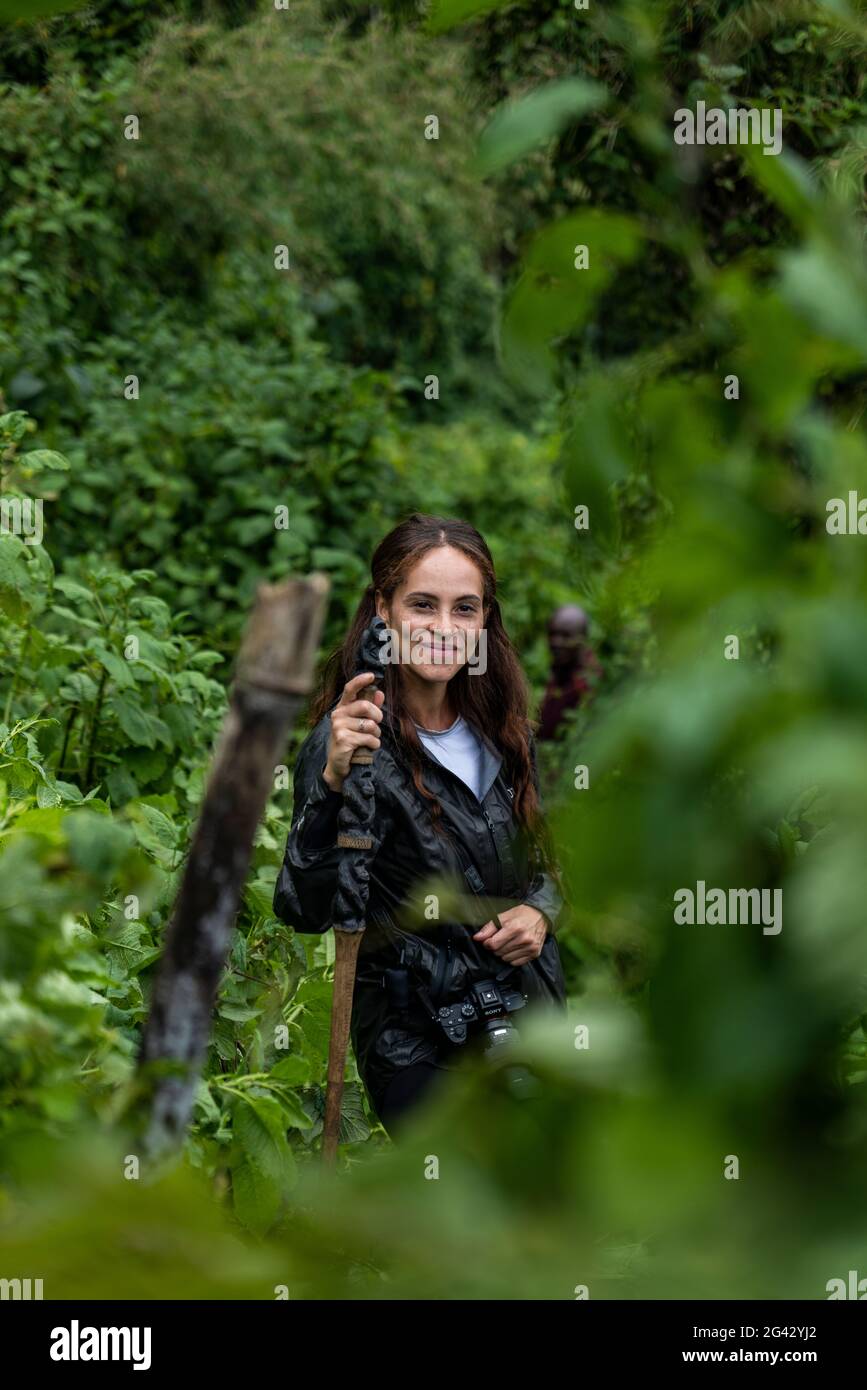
[376,1057,454,1135]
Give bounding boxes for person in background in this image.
[537,604,602,742]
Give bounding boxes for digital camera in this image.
[433,976,527,1051]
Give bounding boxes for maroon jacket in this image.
[537,651,602,741]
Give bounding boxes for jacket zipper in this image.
[482,804,502,898]
[415,741,506,902]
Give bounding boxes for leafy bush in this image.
[0,407,381,1211]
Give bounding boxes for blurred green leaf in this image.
[476,78,607,176]
[427,0,514,36]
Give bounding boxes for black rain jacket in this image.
[273,709,568,1117]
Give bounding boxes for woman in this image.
[273,513,567,1134]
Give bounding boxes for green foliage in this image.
[0,0,500,411]
[0,0,260,83]
[0,409,375,1218]
[124,3,498,385]
[0,0,525,648]
[475,76,608,175]
[396,0,867,363]
[0,0,90,21]
[1,0,867,1299]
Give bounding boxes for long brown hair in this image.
[310,512,542,834]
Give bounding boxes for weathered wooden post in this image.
[138,573,329,1158]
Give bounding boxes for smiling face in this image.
[376,545,486,686]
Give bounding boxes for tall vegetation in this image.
[1,0,866,1296]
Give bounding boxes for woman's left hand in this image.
[473,905,547,967]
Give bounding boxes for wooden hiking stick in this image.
[138,573,329,1158]
[322,616,389,1166]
